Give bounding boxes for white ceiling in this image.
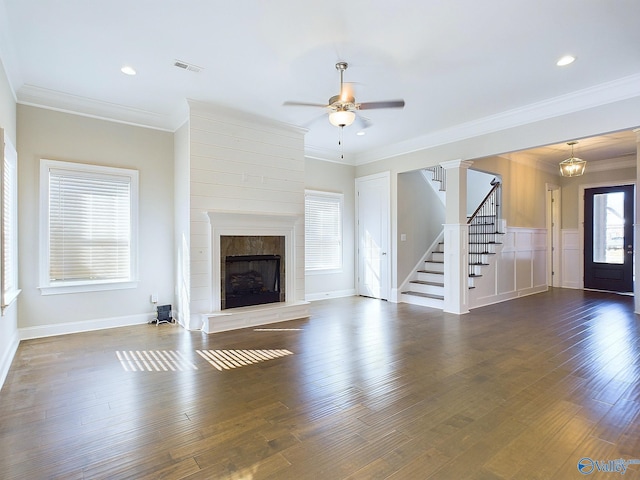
[1,0,639,165]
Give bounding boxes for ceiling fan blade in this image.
[283,101,328,108]
[358,100,405,110]
[355,114,373,130]
[301,112,329,129]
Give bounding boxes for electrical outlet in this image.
[151,293,158,303]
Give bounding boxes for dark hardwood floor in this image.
[1,288,640,479]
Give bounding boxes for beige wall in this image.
[304,158,356,298]
[17,105,175,329]
[471,156,557,229]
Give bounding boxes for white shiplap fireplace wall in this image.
[187,101,309,333]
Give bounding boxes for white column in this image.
[440,159,473,314]
[634,128,640,314]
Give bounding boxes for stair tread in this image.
[418,270,444,275]
[410,280,444,287]
[402,291,444,300]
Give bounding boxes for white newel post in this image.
[441,160,473,314]
[634,128,640,314]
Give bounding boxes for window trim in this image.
[1,130,21,312]
[39,159,139,295]
[305,189,343,275]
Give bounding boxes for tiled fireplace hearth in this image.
[202,211,309,333]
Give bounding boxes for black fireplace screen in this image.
[224,255,281,309]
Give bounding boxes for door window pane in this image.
[592,192,624,264]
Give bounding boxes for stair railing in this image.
[424,165,446,191]
[467,181,502,278]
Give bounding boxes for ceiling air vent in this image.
[173,60,202,73]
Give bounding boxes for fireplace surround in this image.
[203,211,309,333]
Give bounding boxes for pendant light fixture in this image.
[559,141,586,177]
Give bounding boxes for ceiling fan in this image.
[284,62,405,129]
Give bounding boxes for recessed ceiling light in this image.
[121,66,137,76]
[356,131,366,136]
[556,55,576,67]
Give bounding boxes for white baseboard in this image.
[471,285,548,310]
[305,289,356,302]
[0,330,20,391]
[19,313,155,341]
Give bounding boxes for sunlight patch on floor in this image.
[196,349,294,371]
[116,350,198,372]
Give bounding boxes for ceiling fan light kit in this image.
[329,109,356,127]
[559,141,586,177]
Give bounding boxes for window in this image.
[39,159,138,294]
[305,190,343,273]
[1,130,20,312]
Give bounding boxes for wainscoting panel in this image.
[470,227,548,309]
[497,250,516,295]
[561,229,581,289]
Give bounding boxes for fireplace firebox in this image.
[224,255,281,309]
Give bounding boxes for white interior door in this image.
[356,173,390,300]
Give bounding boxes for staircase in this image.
[400,234,446,308]
[401,167,503,309]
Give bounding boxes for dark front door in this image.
[584,185,634,293]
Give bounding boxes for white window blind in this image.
[40,160,138,293]
[305,190,343,272]
[1,131,20,311]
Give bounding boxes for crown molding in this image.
[354,73,640,166]
[17,84,176,131]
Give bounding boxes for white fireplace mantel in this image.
[202,210,309,333]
